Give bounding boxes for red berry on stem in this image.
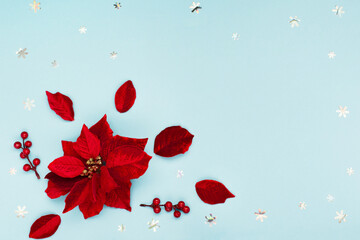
[23,164,31,172]
[20,152,26,159]
[33,158,40,166]
[153,198,160,206]
[183,206,190,214]
[165,206,172,212]
[165,201,172,209]
[21,131,28,139]
[23,148,30,155]
[174,211,181,218]
[14,142,22,149]
[25,141,32,148]
[177,201,185,209]
[153,206,161,214]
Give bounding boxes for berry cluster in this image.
[13,131,41,179]
[140,198,190,218]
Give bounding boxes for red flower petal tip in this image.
[195,180,235,205]
[29,214,61,239]
[46,91,74,121]
[115,80,136,113]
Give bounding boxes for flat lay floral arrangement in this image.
[2,1,359,240]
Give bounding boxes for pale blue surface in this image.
[1,0,360,239]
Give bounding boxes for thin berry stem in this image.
[22,139,40,180]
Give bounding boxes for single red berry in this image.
[24,141,32,148]
[23,148,30,155]
[21,131,28,139]
[177,201,185,209]
[153,206,161,214]
[165,206,172,212]
[14,142,22,149]
[174,210,181,218]
[182,206,190,214]
[33,158,40,166]
[23,164,31,172]
[165,201,173,209]
[153,198,161,206]
[20,152,26,159]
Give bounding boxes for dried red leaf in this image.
[115,80,136,113]
[29,214,61,239]
[46,91,74,121]
[154,126,194,157]
[195,180,235,205]
[105,181,132,211]
[48,156,85,178]
[73,125,101,160]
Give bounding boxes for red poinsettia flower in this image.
[45,115,152,219]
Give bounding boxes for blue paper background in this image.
[1,0,360,239]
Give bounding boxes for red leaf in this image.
[73,125,101,160]
[48,156,85,178]
[106,145,152,180]
[29,214,61,239]
[154,126,194,157]
[63,178,91,213]
[45,172,82,199]
[89,114,113,145]
[62,141,82,160]
[195,180,235,205]
[115,80,136,113]
[46,91,74,121]
[105,181,132,211]
[100,167,118,193]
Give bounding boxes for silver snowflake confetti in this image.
[336,106,349,118]
[332,6,344,17]
[16,48,28,59]
[205,214,216,226]
[9,168,17,175]
[177,170,184,178]
[327,194,335,202]
[30,0,41,13]
[334,210,347,223]
[289,16,300,28]
[110,51,118,59]
[24,98,35,111]
[232,33,240,40]
[190,2,202,13]
[15,206,28,218]
[51,60,58,68]
[79,26,87,34]
[114,2,121,9]
[147,219,160,232]
[347,167,354,176]
[299,202,307,210]
[328,51,336,59]
[255,209,267,222]
[118,224,125,232]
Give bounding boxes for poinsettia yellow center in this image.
[80,156,103,178]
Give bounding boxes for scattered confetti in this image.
[114,2,121,9]
[205,214,216,226]
[147,219,160,232]
[347,167,354,176]
[328,51,336,59]
[190,2,202,14]
[118,224,125,232]
[177,170,184,178]
[24,98,35,111]
[299,202,307,210]
[289,16,300,28]
[255,209,267,222]
[16,48,28,59]
[110,51,118,59]
[334,210,347,223]
[232,33,240,40]
[336,106,349,118]
[9,168,17,175]
[332,6,344,17]
[30,0,41,13]
[51,60,58,68]
[327,194,335,202]
[15,206,28,218]
[79,26,87,34]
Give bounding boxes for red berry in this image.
[23,148,30,155]
[182,206,190,214]
[20,152,26,159]
[177,201,185,209]
[165,201,173,209]
[23,164,31,171]
[174,210,181,218]
[21,131,28,139]
[33,158,40,166]
[165,206,172,212]
[24,141,32,148]
[153,206,161,214]
[14,142,22,149]
[153,198,160,206]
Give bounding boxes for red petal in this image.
[45,172,82,199]
[100,167,118,193]
[63,178,91,213]
[154,126,194,157]
[62,141,82,159]
[46,91,74,121]
[195,180,235,205]
[106,145,152,180]
[48,156,85,178]
[73,125,101,160]
[105,181,132,211]
[89,115,113,146]
[115,80,136,113]
[29,214,61,239]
